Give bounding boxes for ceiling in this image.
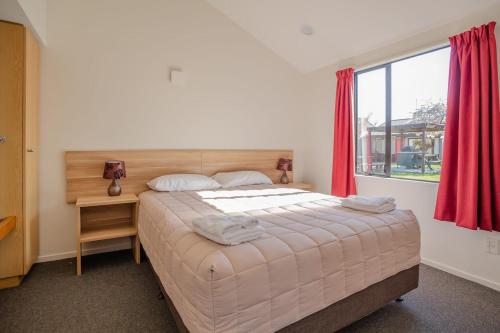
[206,0,500,73]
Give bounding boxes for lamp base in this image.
[280,171,289,184]
[108,179,122,196]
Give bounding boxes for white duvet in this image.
[138,184,420,333]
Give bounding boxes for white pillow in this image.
[147,174,221,192]
[212,171,273,188]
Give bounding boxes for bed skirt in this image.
[148,257,419,333]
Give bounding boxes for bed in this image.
[138,185,420,333]
[64,149,420,333]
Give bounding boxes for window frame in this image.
[353,45,450,182]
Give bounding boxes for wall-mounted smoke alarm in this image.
[300,24,314,36]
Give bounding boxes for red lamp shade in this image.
[277,158,293,172]
[103,160,126,180]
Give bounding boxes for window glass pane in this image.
[356,68,386,176]
[390,48,449,182]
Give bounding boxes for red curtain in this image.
[435,22,500,232]
[332,68,357,197]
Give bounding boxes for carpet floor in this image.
[0,250,499,333]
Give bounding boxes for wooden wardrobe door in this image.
[23,28,40,273]
[0,21,24,278]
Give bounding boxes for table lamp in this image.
[103,160,126,196]
[277,158,292,184]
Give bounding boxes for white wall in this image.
[0,0,26,24]
[302,4,500,291]
[39,0,305,261]
[17,0,47,44]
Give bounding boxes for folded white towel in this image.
[340,195,396,213]
[342,195,395,206]
[192,214,264,245]
[341,201,396,213]
[193,224,265,245]
[192,215,259,234]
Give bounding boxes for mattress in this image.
[138,185,420,333]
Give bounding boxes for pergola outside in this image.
[362,118,445,175]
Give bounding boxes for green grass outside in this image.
[390,163,441,182]
[391,172,440,182]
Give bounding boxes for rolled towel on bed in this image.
[340,195,396,213]
[192,215,264,245]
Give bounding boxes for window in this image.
[354,46,450,182]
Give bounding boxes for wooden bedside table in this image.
[275,182,314,191]
[75,193,140,275]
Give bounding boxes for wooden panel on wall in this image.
[66,150,202,202]
[65,149,294,203]
[201,150,293,184]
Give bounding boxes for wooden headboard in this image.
[65,149,293,203]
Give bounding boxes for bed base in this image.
[149,259,419,333]
[277,265,419,332]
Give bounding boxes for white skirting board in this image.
[36,238,132,263]
[421,257,500,292]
